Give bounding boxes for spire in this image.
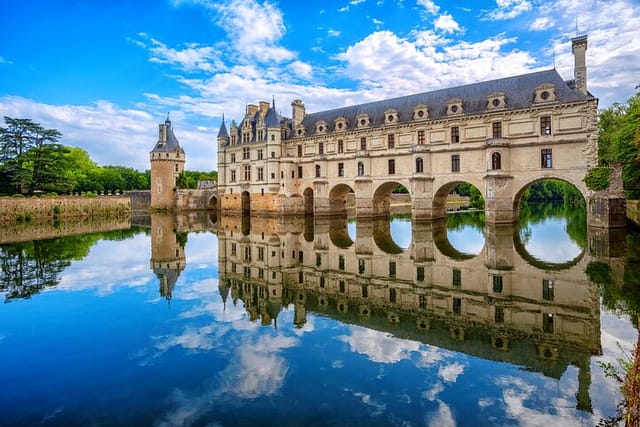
[272,95,275,109]
[217,115,229,138]
[165,112,171,127]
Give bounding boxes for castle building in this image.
[150,116,185,210]
[216,35,612,224]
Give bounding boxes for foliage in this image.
[176,170,218,189]
[520,179,584,205]
[451,183,484,209]
[597,90,640,198]
[584,167,612,191]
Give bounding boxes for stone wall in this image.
[628,200,640,226]
[0,216,131,244]
[127,191,151,210]
[0,196,130,222]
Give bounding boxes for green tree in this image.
[597,90,640,198]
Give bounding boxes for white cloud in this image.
[417,0,440,14]
[327,28,341,37]
[434,13,462,34]
[438,362,465,382]
[210,0,295,63]
[134,33,224,73]
[340,326,421,363]
[485,0,531,20]
[529,17,553,31]
[288,60,314,80]
[426,400,456,427]
[372,18,383,26]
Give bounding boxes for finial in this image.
[165,112,171,126]
[272,95,275,109]
[222,112,225,123]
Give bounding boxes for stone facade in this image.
[150,117,185,210]
[217,36,610,225]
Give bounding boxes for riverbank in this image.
[0,195,130,222]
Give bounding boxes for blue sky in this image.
[1,0,639,171]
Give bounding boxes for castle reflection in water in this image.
[148,211,629,413]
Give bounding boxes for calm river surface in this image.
[0,204,638,426]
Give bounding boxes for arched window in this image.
[491,152,501,170]
[416,157,423,173]
[357,162,365,176]
[315,164,321,178]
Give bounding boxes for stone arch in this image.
[433,219,484,260]
[241,191,250,215]
[512,176,587,215]
[433,180,485,220]
[208,195,218,211]
[329,183,355,217]
[372,181,412,218]
[303,187,314,216]
[513,229,585,271]
[372,218,411,254]
[329,217,354,249]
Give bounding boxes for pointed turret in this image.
[217,115,229,139]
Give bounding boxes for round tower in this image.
[150,115,186,210]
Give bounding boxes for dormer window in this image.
[413,104,429,121]
[487,92,506,110]
[315,121,328,135]
[447,98,463,116]
[385,109,398,125]
[334,116,348,132]
[295,124,306,137]
[357,114,370,128]
[534,84,557,103]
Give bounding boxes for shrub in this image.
[584,167,611,191]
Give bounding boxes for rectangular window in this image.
[339,280,345,293]
[230,153,236,163]
[316,253,322,267]
[419,295,426,309]
[362,285,368,298]
[318,142,324,155]
[257,149,263,160]
[297,166,303,178]
[540,116,552,135]
[257,167,264,181]
[388,159,395,175]
[452,268,461,287]
[389,261,396,277]
[243,147,250,160]
[231,243,237,256]
[417,130,425,145]
[543,313,554,333]
[389,288,397,303]
[416,266,425,282]
[495,307,504,323]
[230,170,236,182]
[338,162,344,177]
[451,126,460,143]
[338,139,344,153]
[388,134,395,149]
[360,137,367,151]
[541,149,553,168]
[492,121,502,138]
[271,151,275,158]
[297,145,302,157]
[244,246,251,261]
[244,164,251,181]
[451,154,460,173]
[258,247,264,261]
[339,255,345,271]
[315,165,321,178]
[452,297,461,314]
[258,268,264,279]
[320,276,325,288]
[543,279,554,301]
[231,262,236,273]
[492,275,503,293]
[358,259,365,274]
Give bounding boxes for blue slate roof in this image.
[151,119,185,153]
[217,117,229,138]
[298,69,590,137]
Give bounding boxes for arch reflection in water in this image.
[215,213,602,413]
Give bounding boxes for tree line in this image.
[0,116,216,195]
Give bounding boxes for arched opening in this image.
[329,184,355,217]
[433,218,485,260]
[433,181,484,220]
[491,152,501,170]
[415,157,424,173]
[329,217,354,249]
[372,182,411,218]
[241,191,250,215]
[208,196,217,211]
[357,162,365,176]
[372,218,412,254]
[303,187,314,216]
[513,178,586,266]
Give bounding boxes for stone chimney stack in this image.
[259,101,270,117]
[291,99,306,128]
[158,123,167,144]
[571,35,588,96]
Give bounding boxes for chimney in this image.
[259,101,270,117]
[246,104,259,117]
[291,99,306,128]
[158,124,167,144]
[571,35,588,96]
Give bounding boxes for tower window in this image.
[417,130,425,145]
[337,139,344,153]
[540,116,552,135]
[388,159,395,175]
[451,154,460,173]
[338,162,344,177]
[492,121,502,138]
[388,134,395,149]
[360,137,367,151]
[451,126,460,143]
[541,149,552,168]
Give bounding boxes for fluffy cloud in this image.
[133,33,224,73]
[434,13,462,34]
[485,0,532,20]
[417,0,440,14]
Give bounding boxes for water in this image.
[0,205,637,426]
